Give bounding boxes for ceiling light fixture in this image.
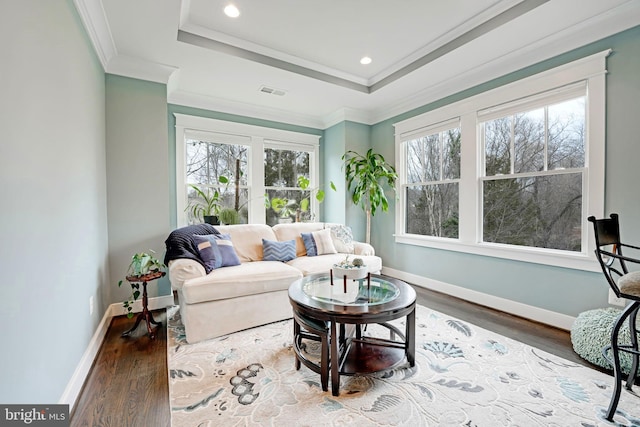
[360,56,372,65]
[224,4,240,18]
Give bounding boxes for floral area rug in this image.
[167,305,640,426]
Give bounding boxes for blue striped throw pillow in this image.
[262,239,296,262]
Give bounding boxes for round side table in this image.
[121,270,165,339]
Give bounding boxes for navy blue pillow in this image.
[262,239,296,262]
[193,234,241,272]
[192,234,223,273]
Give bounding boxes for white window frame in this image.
[401,118,462,237]
[393,50,610,272]
[175,114,320,226]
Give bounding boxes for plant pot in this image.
[204,215,220,225]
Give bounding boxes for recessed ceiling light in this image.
[360,56,372,65]
[224,4,240,18]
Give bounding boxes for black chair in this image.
[292,312,330,391]
[588,214,640,421]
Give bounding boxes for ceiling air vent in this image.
[259,85,286,96]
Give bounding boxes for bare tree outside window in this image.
[185,140,249,223]
[482,97,585,251]
[405,127,461,238]
[264,148,312,225]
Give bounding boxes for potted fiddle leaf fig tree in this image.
[343,148,398,244]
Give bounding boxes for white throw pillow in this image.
[330,225,355,254]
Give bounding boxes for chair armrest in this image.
[168,259,206,290]
[353,242,375,256]
[600,249,640,264]
[620,242,640,252]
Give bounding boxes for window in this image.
[394,51,608,270]
[264,145,314,226]
[404,120,461,238]
[481,95,585,251]
[184,131,250,224]
[175,115,320,226]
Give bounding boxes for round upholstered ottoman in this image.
[571,307,636,374]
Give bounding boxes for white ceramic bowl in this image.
[332,265,368,280]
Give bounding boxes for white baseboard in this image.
[382,266,576,331]
[108,294,175,317]
[59,294,175,410]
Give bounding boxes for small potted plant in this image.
[118,251,166,318]
[332,255,367,280]
[218,207,241,225]
[186,184,222,225]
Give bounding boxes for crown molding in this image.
[106,55,179,85]
[73,0,640,131]
[73,0,117,69]
[322,108,376,129]
[368,0,640,125]
[168,90,326,130]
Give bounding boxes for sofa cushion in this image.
[215,224,277,262]
[301,228,337,256]
[262,239,296,262]
[287,254,382,276]
[181,261,302,304]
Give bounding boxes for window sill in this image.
[394,234,600,272]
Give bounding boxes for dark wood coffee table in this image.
[288,273,416,396]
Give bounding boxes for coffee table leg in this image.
[330,320,340,396]
[407,307,416,367]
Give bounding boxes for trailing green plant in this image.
[117,251,166,318]
[343,148,398,244]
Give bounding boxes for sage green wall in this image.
[106,75,171,301]
[322,122,347,225]
[0,0,108,403]
[166,104,323,228]
[318,121,370,239]
[366,25,640,317]
[344,121,371,242]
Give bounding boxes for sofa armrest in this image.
[168,259,206,290]
[353,242,375,256]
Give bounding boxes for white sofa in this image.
[167,222,382,344]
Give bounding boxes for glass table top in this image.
[302,275,400,306]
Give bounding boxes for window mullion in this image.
[544,106,549,172]
[458,113,477,244]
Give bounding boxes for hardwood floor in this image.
[70,310,171,427]
[69,284,604,426]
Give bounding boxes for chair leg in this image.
[625,302,640,390]
[605,302,639,421]
[293,320,301,370]
[320,334,329,392]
